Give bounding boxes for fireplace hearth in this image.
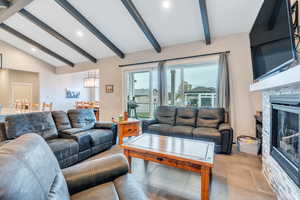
[271,95,300,187]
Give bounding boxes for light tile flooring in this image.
[88,145,277,200]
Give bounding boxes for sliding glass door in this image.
[125,69,158,119]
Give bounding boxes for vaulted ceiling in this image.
[0,0,263,67]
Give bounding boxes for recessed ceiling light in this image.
[76,30,84,37]
[162,0,171,9]
[31,47,37,52]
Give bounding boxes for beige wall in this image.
[0,69,39,107]
[56,33,262,138]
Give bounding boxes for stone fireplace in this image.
[249,64,300,199]
[270,95,300,187]
[261,86,300,200]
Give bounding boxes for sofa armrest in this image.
[59,130,91,151]
[62,154,129,195]
[142,119,158,132]
[0,140,11,147]
[219,123,232,132]
[94,122,118,145]
[0,122,7,142]
[94,122,115,129]
[218,123,233,154]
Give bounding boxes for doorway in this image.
[125,69,158,119]
[11,82,33,104]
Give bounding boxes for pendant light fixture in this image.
[84,71,99,88]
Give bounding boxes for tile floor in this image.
[88,145,277,200]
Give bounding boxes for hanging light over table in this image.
[84,71,99,88]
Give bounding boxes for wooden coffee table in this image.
[122,133,214,200]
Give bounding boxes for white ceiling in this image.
[0,0,263,67]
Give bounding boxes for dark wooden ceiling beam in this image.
[198,0,211,45]
[19,9,97,63]
[54,0,125,58]
[120,0,161,53]
[0,0,33,23]
[0,23,74,67]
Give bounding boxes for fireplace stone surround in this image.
[262,87,300,200]
[250,64,300,199]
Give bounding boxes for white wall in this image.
[0,40,91,111]
[52,71,92,111]
[56,33,262,138]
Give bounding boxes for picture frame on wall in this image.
[105,85,114,93]
[65,88,80,99]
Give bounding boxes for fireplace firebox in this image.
[271,95,300,187]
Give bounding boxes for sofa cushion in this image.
[62,128,87,135]
[196,108,225,128]
[47,138,79,161]
[71,182,118,200]
[52,111,72,131]
[113,174,148,200]
[155,106,176,125]
[71,174,147,200]
[5,112,58,140]
[169,126,193,137]
[68,109,96,129]
[192,127,221,144]
[60,130,91,152]
[148,124,172,135]
[85,129,114,146]
[175,107,197,127]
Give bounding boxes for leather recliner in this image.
[1,109,117,168]
[142,106,233,154]
[0,133,147,200]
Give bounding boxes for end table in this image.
[117,119,140,145]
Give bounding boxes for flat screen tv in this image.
[250,0,297,80]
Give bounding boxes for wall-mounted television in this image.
[250,0,297,80]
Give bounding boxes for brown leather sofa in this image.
[0,109,117,168]
[0,134,147,200]
[142,106,233,154]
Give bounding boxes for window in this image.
[123,57,220,119]
[166,63,218,108]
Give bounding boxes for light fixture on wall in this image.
[84,71,99,88]
[0,0,10,9]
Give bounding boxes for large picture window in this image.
[123,54,228,119]
[166,63,219,107]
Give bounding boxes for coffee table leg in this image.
[124,150,132,173]
[201,166,210,200]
